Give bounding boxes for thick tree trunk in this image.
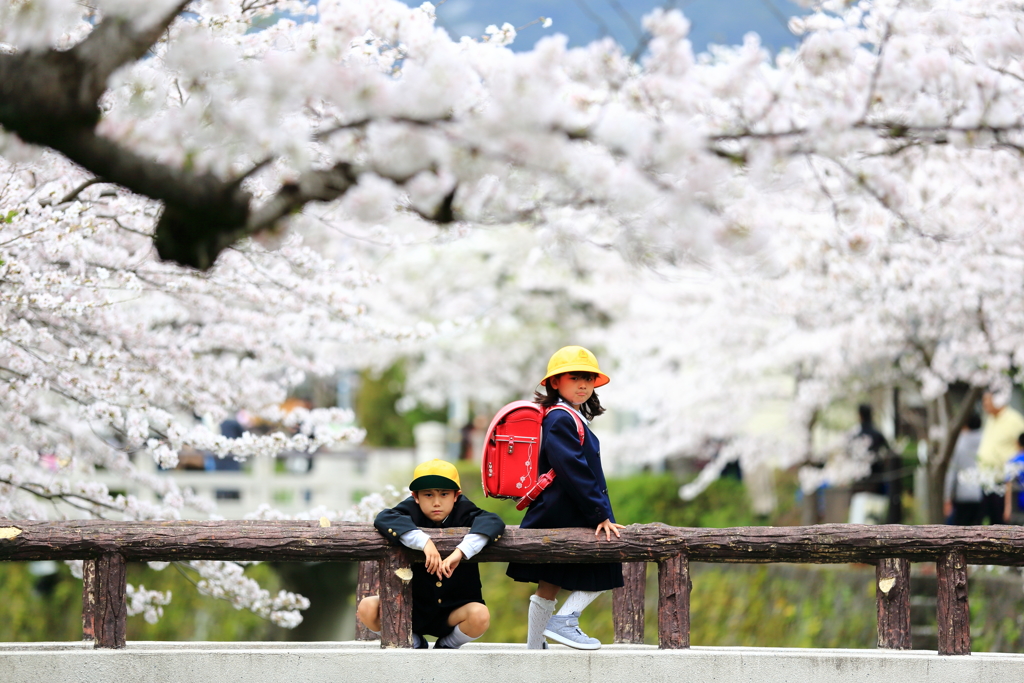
[928,386,983,523]
[0,6,363,270]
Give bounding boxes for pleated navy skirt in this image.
[506,560,623,592]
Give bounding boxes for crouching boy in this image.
[357,459,505,649]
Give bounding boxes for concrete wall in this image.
[3,642,1023,683]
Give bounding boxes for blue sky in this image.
[400,0,809,56]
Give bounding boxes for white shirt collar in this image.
[558,398,590,425]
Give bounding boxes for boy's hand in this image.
[423,539,442,576]
[439,549,464,578]
[595,519,625,541]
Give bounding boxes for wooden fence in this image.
[3,520,1023,654]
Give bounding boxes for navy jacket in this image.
[374,494,505,631]
[520,408,614,529]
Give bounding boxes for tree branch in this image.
[73,2,193,105]
[0,3,369,270]
[52,177,107,205]
[244,162,360,234]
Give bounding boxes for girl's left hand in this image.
[595,519,625,541]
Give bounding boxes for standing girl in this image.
[506,345,624,650]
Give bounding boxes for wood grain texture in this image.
[936,550,970,655]
[613,562,647,644]
[876,557,911,650]
[93,553,126,649]
[81,558,97,642]
[3,521,1024,564]
[3,519,1020,653]
[378,548,413,648]
[0,519,388,561]
[355,560,380,641]
[658,553,690,649]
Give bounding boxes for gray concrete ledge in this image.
[3,642,1023,683]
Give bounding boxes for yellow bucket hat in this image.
[409,459,461,491]
[539,345,610,388]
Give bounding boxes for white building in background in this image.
[88,446,419,520]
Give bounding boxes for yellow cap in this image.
[409,459,461,491]
[539,346,610,388]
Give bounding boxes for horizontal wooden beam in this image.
[2,520,1024,565]
[0,520,388,562]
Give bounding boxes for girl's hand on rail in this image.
[595,519,625,541]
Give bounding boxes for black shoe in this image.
[413,634,429,649]
[433,642,455,649]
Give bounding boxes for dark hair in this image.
[858,404,873,425]
[533,373,605,421]
[1018,432,1024,449]
[966,413,982,431]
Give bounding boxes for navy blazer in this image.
[520,408,614,529]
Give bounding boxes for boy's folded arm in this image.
[399,529,431,551]
[373,500,421,540]
[455,532,490,560]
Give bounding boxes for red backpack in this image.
[480,401,585,510]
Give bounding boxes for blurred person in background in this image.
[976,390,1024,524]
[943,413,984,525]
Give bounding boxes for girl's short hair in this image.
[533,372,606,420]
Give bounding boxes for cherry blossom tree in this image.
[0,149,393,625]
[341,0,1024,522]
[5,0,1024,628]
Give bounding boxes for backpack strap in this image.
[545,404,585,445]
[515,405,586,511]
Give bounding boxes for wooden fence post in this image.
[613,562,647,644]
[657,553,690,649]
[378,547,413,648]
[81,558,97,642]
[93,553,127,649]
[875,557,911,649]
[355,560,381,641]
[936,550,970,655]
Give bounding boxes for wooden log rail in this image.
[2,521,1022,653]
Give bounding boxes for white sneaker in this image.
[542,612,601,650]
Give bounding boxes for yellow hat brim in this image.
[540,366,610,388]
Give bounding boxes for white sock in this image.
[412,633,425,648]
[437,624,477,649]
[528,595,557,649]
[368,628,380,635]
[556,590,604,616]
